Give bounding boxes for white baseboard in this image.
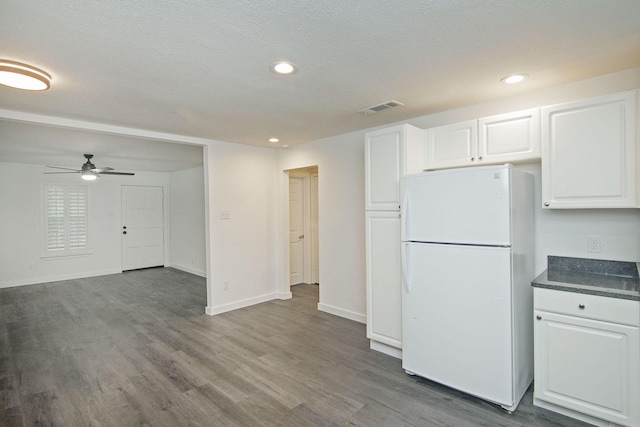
[0,268,122,289]
[317,303,366,324]
[205,292,278,316]
[276,291,292,300]
[370,340,402,359]
[169,263,206,277]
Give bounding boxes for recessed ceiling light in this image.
[501,74,528,84]
[270,61,298,75]
[269,138,279,143]
[0,59,51,90]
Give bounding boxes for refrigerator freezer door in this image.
[401,165,512,246]
[402,242,514,407]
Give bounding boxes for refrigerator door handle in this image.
[402,242,411,294]
[401,192,409,242]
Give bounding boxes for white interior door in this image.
[122,186,164,271]
[289,177,304,285]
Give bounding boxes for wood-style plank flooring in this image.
[0,268,587,426]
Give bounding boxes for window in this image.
[43,184,89,257]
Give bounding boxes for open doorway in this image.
[288,166,319,290]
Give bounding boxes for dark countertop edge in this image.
[532,280,640,301]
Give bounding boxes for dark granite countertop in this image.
[532,256,640,301]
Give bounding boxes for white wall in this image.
[203,140,280,315]
[279,132,367,322]
[277,68,640,324]
[0,162,170,288]
[169,165,206,277]
[515,163,640,272]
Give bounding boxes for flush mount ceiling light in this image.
[270,61,298,75]
[0,59,51,90]
[269,137,280,143]
[501,74,528,84]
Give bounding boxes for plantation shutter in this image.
[46,185,66,254]
[44,184,89,257]
[67,186,88,254]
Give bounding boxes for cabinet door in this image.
[365,125,424,210]
[534,310,640,426]
[365,126,404,210]
[479,108,540,164]
[365,212,402,349]
[541,91,637,208]
[424,120,477,170]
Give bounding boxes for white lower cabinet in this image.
[534,288,640,427]
[365,211,402,357]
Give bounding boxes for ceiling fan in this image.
[45,154,135,181]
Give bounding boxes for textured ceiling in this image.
[1,0,640,170]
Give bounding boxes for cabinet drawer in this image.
[534,288,639,326]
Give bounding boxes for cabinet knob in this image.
[536,315,542,320]
[470,157,475,162]
[478,156,483,161]
[578,304,585,309]
[544,202,550,207]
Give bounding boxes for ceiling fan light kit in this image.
[81,171,98,181]
[45,154,135,180]
[0,59,51,91]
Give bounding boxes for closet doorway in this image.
[288,166,319,286]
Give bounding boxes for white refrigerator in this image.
[400,164,534,412]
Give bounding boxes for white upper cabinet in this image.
[541,91,638,209]
[479,108,540,164]
[424,120,477,170]
[365,124,423,211]
[425,109,540,170]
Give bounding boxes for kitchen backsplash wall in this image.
[516,162,640,274]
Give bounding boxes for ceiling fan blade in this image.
[100,171,135,176]
[90,167,114,173]
[46,165,81,172]
[44,171,80,174]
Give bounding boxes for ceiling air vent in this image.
[357,100,404,115]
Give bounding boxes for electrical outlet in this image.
[223,280,229,290]
[220,209,231,220]
[587,236,601,253]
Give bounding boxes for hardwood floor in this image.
[0,268,587,426]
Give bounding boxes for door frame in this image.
[288,175,305,285]
[288,167,318,286]
[282,166,319,293]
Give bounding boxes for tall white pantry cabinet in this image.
[365,124,423,358]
